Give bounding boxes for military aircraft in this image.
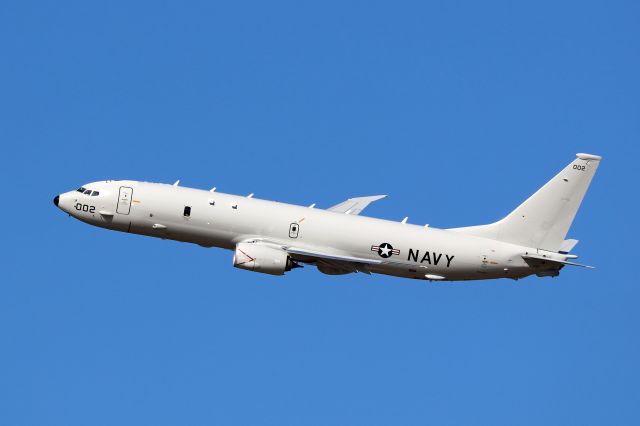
[53,153,601,281]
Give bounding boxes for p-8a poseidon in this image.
[53,153,601,281]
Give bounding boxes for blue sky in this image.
[1,1,638,424]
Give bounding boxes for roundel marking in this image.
[371,242,400,258]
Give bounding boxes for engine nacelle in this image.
[233,242,295,275]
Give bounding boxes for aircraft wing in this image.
[327,195,387,215]
[285,246,382,274]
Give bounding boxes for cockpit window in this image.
[84,189,92,195]
[91,191,99,196]
[77,187,86,192]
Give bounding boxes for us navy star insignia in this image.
[371,242,400,258]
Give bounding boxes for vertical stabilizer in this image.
[449,153,602,251]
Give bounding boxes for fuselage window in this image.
[91,191,99,196]
[183,206,191,217]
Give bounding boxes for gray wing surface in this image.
[285,246,382,274]
[327,195,386,215]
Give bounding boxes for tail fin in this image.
[449,153,602,251]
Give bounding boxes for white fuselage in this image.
[54,180,540,281]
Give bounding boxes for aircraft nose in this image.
[53,195,59,207]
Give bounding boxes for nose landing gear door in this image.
[117,187,133,215]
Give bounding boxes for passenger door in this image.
[117,187,133,215]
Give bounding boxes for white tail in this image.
[449,153,602,251]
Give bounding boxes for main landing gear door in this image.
[117,187,133,215]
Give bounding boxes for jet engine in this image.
[233,242,298,275]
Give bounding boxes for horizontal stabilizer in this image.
[522,254,594,269]
[328,195,386,215]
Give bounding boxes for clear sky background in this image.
[1,1,638,425]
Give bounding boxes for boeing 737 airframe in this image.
[53,153,601,281]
